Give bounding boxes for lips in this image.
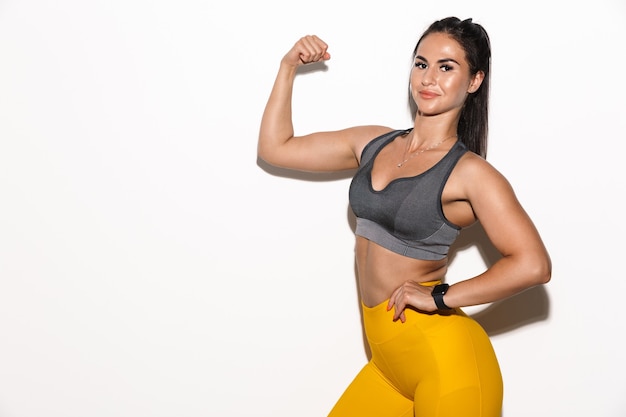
[418,90,439,99]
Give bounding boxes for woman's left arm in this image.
[442,156,552,309]
[387,154,551,321]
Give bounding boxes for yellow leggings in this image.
[328,300,503,417]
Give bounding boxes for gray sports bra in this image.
[348,129,468,260]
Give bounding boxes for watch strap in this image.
[432,283,452,310]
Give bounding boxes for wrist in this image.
[431,283,453,310]
[279,59,301,74]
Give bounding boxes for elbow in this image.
[257,144,270,164]
[509,252,552,290]
[258,149,286,169]
[257,142,277,167]
[530,254,552,286]
[257,136,289,168]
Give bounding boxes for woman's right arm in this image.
[258,35,389,172]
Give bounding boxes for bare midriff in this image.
[355,236,448,308]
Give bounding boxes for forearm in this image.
[257,62,298,163]
[444,252,551,308]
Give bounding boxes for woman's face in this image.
[410,32,483,117]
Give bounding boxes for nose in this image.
[421,66,436,86]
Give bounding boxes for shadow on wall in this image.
[448,221,551,337]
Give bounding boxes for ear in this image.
[467,70,485,94]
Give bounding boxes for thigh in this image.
[413,313,503,417]
[328,361,413,417]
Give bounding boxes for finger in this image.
[387,289,399,311]
[303,35,328,58]
[311,35,331,60]
[392,300,406,321]
[298,35,330,64]
[393,305,406,322]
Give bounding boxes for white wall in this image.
[1,1,625,416]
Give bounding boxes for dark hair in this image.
[409,17,491,158]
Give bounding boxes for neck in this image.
[406,128,457,152]
[412,111,461,142]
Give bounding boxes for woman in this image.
[258,17,551,417]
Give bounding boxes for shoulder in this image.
[454,151,515,197]
[452,152,522,220]
[341,125,396,144]
[455,151,506,180]
[343,125,403,161]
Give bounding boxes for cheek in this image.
[443,77,470,100]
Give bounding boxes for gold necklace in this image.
[397,134,457,168]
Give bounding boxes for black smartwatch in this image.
[431,283,453,310]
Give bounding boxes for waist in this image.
[356,236,448,307]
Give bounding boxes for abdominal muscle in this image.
[355,236,448,308]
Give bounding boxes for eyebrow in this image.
[415,55,461,66]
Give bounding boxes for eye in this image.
[414,61,427,69]
[440,64,453,72]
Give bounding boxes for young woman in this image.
[258,17,551,417]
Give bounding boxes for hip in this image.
[361,298,501,398]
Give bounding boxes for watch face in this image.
[433,284,448,295]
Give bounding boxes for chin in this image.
[416,108,445,117]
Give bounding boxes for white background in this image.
[1,1,625,416]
